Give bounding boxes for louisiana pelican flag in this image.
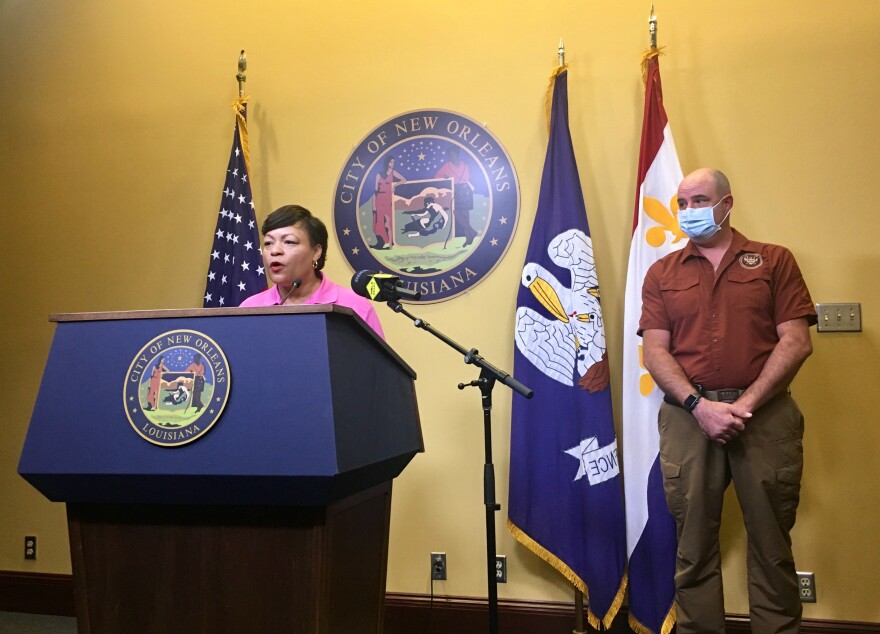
[202,98,266,308]
[622,51,685,634]
[508,68,626,630]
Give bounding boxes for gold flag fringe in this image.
[640,46,666,85]
[628,616,655,634]
[544,64,569,134]
[232,96,252,177]
[661,605,676,634]
[628,603,676,634]
[507,518,627,630]
[629,604,676,634]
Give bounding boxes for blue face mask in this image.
[677,196,731,242]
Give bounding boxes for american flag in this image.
[202,98,266,307]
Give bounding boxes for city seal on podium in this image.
[123,329,230,447]
[333,109,520,303]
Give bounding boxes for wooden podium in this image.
[18,306,423,634]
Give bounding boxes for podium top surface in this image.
[49,304,415,378]
[52,304,357,322]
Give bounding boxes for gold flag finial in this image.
[641,4,665,83]
[641,2,663,82]
[547,39,568,132]
[236,50,247,97]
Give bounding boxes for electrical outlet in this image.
[430,552,447,581]
[797,571,816,603]
[24,536,37,560]
[495,555,507,583]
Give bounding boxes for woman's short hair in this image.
[261,205,328,271]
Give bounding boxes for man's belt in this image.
[701,387,746,403]
[663,386,746,408]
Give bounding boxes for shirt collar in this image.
[682,228,754,261]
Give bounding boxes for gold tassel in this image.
[640,46,666,84]
[232,96,252,177]
[545,63,569,133]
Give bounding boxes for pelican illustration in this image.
[515,229,605,386]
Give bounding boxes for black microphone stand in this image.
[386,299,533,634]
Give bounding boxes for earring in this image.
[313,260,318,269]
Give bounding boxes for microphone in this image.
[351,270,422,302]
[278,278,302,304]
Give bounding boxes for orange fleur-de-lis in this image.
[638,344,655,396]
[642,193,685,247]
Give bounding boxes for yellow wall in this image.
[2,0,879,623]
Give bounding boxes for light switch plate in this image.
[816,303,861,332]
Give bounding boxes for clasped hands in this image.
[692,398,753,445]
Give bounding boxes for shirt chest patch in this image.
[738,252,763,269]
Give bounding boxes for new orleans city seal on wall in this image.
[333,110,520,302]
[123,329,230,447]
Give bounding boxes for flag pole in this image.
[560,33,588,634]
[573,590,586,634]
[236,50,247,98]
[649,3,657,49]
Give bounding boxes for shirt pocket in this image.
[728,266,772,313]
[659,275,700,320]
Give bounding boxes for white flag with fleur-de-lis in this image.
[622,55,686,634]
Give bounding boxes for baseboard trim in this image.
[383,592,880,633]
[385,591,612,632]
[1,571,877,632]
[0,571,75,616]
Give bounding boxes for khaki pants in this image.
[658,392,804,633]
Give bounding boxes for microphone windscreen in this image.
[351,269,421,302]
[351,270,381,300]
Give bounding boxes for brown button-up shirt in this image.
[638,229,817,390]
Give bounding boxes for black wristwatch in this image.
[682,393,702,412]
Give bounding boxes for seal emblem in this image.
[333,109,520,302]
[739,252,763,269]
[123,329,230,446]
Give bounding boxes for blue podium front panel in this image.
[18,309,421,505]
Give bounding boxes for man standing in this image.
[639,168,816,633]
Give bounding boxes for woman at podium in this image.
[239,205,385,338]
